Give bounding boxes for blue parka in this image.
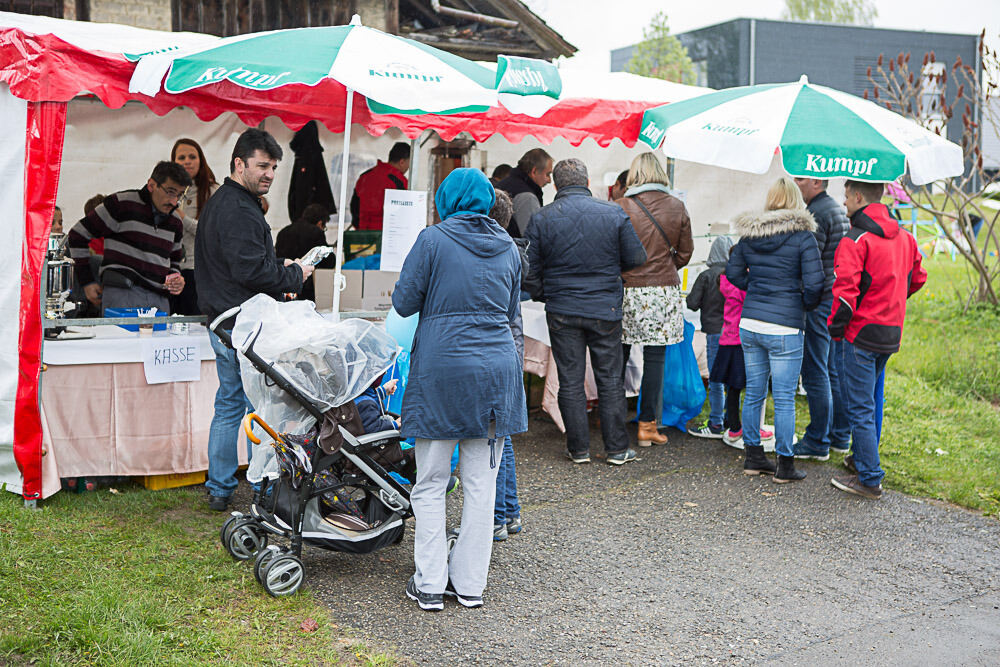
[523,185,647,321]
[726,207,825,330]
[392,169,527,440]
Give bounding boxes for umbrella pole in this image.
[332,87,354,322]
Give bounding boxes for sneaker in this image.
[446,475,460,496]
[444,580,484,608]
[208,494,231,512]
[831,474,882,499]
[723,429,744,450]
[793,440,830,461]
[506,516,522,535]
[688,421,725,439]
[760,426,775,442]
[843,454,857,474]
[406,576,444,611]
[565,450,591,464]
[830,443,851,454]
[606,448,638,465]
[493,523,509,542]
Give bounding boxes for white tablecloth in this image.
[42,324,216,365]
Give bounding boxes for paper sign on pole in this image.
[380,189,427,272]
[141,336,202,384]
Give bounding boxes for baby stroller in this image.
[210,299,413,597]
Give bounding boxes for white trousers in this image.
[412,429,500,596]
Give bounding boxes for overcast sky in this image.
[521,0,1000,72]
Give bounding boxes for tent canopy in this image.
[0,11,709,147]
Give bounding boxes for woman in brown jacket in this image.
[616,152,694,446]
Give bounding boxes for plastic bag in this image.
[660,320,707,430]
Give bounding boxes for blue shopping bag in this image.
[660,320,707,430]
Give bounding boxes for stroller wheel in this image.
[262,554,304,597]
[254,545,281,585]
[225,518,268,561]
[219,512,244,550]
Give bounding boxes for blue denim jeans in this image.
[206,330,254,499]
[829,339,851,448]
[494,435,521,525]
[800,298,850,452]
[740,328,804,457]
[705,333,725,427]
[547,312,628,455]
[838,341,890,487]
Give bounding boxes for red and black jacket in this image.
[828,202,927,354]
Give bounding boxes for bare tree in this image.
[866,31,1000,310]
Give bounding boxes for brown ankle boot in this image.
[637,421,668,447]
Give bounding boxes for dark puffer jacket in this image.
[726,208,824,330]
[807,191,850,293]
[524,185,647,321]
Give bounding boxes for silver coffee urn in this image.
[43,233,76,337]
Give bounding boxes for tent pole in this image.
[332,87,354,322]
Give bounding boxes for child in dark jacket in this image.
[686,235,733,438]
[354,377,399,434]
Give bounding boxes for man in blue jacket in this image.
[525,159,647,466]
[792,178,851,462]
[196,128,312,511]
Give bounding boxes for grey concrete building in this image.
[611,18,979,145]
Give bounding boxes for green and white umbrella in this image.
[128,15,561,316]
[638,75,963,185]
[128,17,561,117]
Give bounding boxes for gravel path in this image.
[276,414,1000,665]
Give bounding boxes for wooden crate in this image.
[142,470,206,490]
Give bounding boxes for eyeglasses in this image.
[156,182,189,200]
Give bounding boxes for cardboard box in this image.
[313,269,363,312]
[361,270,399,311]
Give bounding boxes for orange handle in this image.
[242,413,283,445]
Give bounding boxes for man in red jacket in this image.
[827,180,927,499]
[350,142,410,231]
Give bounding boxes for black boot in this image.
[743,445,776,476]
[775,455,807,483]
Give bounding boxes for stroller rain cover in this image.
[232,294,398,482]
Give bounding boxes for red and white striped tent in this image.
[0,11,708,499]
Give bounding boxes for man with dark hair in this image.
[489,163,512,186]
[67,160,192,314]
[496,148,553,237]
[828,180,926,499]
[792,177,851,462]
[350,141,411,230]
[196,127,313,511]
[525,158,647,466]
[274,203,332,301]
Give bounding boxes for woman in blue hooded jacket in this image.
[392,168,526,611]
[726,177,824,484]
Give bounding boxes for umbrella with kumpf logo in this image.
[637,75,964,185]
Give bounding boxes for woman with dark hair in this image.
[171,138,219,314]
[393,168,526,611]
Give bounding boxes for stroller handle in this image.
[208,306,242,348]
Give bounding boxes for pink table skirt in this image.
[38,360,248,496]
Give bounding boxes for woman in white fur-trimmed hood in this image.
[725,177,825,484]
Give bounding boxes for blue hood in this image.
[435,168,495,219]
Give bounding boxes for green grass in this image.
[0,484,397,666]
